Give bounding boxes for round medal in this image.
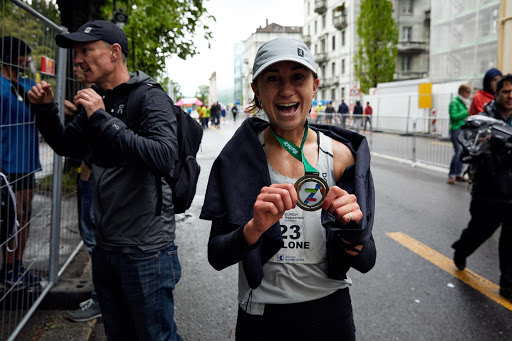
[294,174,329,211]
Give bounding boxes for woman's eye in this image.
[267,75,279,82]
[293,73,305,81]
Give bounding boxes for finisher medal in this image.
[272,120,329,212]
[294,173,329,211]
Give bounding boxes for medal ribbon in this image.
[271,120,318,175]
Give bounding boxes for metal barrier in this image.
[0,1,82,340]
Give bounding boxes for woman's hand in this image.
[322,186,362,225]
[244,184,297,246]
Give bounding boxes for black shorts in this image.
[5,173,35,192]
[236,288,355,341]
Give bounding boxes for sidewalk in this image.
[16,247,106,341]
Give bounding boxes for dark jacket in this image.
[200,117,376,289]
[353,102,363,116]
[471,100,512,199]
[338,102,349,114]
[33,71,178,252]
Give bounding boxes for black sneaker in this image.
[454,253,466,271]
[1,268,27,291]
[499,287,512,302]
[66,298,102,322]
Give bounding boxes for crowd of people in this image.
[1,20,510,341]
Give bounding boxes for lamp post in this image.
[112,0,128,29]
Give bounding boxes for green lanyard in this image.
[271,120,319,175]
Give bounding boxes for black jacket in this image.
[200,117,376,289]
[471,100,512,199]
[33,71,178,252]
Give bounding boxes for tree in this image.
[195,85,208,106]
[55,0,214,81]
[354,0,398,94]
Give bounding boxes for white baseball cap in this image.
[252,37,317,81]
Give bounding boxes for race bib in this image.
[270,206,327,264]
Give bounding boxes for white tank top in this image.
[238,130,351,315]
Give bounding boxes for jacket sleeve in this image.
[32,102,90,159]
[449,99,468,122]
[87,87,177,176]
[207,220,259,271]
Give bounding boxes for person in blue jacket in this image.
[0,36,42,291]
[201,37,376,341]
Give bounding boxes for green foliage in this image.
[195,85,208,105]
[1,0,61,75]
[100,0,215,80]
[354,0,398,94]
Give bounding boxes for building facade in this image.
[241,22,303,108]
[430,0,500,90]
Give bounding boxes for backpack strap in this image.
[0,172,18,252]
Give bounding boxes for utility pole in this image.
[498,0,512,74]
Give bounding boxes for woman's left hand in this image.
[322,186,362,225]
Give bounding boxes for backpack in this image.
[0,172,18,251]
[126,83,203,214]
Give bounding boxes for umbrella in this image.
[176,97,203,106]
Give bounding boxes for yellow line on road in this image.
[209,126,225,135]
[386,232,512,311]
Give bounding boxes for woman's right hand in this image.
[243,184,297,246]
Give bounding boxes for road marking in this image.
[386,232,512,311]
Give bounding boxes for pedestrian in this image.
[200,37,376,341]
[0,36,42,291]
[62,65,101,322]
[338,98,349,128]
[363,101,373,132]
[211,101,221,127]
[27,20,182,340]
[315,101,324,124]
[231,105,238,122]
[353,100,363,130]
[469,67,502,116]
[325,101,335,125]
[447,83,471,185]
[452,74,512,303]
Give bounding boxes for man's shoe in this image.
[1,268,27,291]
[447,177,455,185]
[67,298,102,322]
[455,176,468,182]
[18,265,41,288]
[499,287,512,302]
[454,253,466,271]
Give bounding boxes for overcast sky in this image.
[166,0,304,97]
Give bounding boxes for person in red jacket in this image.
[469,68,502,116]
[363,102,373,132]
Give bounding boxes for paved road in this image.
[170,119,512,341]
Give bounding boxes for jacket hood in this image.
[483,68,502,94]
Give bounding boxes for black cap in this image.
[1,36,31,63]
[56,20,129,57]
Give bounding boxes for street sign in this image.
[418,83,432,108]
[236,98,241,105]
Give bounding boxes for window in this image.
[308,24,311,35]
[401,0,413,14]
[321,65,326,78]
[322,90,326,99]
[341,59,345,74]
[332,36,336,50]
[307,1,310,15]
[341,87,345,99]
[322,15,326,29]
[401,26,412,41]
[314,20,318,34]
[331,89,336,101]
[401,56,411,71]
[331,62,336,77]
[341,30,346,46]
[314,43,318,54]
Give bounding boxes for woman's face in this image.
[252,61,319,132]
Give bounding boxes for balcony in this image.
[314,52,328,64]
[303,35,312,47]
[395,70,428,80]
[397,41,427,55]
[314,0,327,14]
[333,13,347,30]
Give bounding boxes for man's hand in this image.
[27,81,54,104]
[74,89,105,118]
[64,100,78,116]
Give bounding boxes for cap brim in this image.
[56,32,99,48]
[253,56,317,81]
